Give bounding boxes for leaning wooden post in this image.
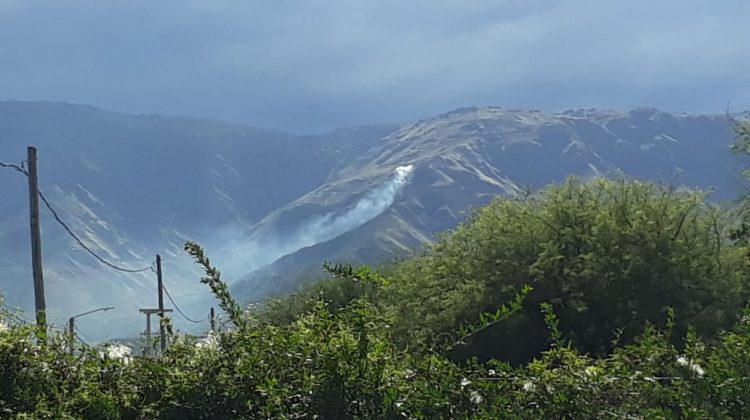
[27,146,47,334]
[210,307,216,331]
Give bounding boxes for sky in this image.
[1,0,749,133]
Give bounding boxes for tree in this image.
[385,178,749,361]
[730,118,750,242]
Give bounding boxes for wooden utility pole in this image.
[68,317,76,355]
[210,307,216,331]
[27,146,46,332]
[156,254,166,352]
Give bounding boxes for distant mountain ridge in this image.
[0,100,744,339]
[230,106,746,299]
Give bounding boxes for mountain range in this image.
[0,100,745,340]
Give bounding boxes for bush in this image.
[3,177,750,418]
[5,297,750,418]
[384,178,749,360]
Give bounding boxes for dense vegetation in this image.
[3,126,750,417]
[266,178,749,359]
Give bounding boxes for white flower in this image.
[692,363,705,376]
[470,390,484,405]
[676,355,705,377]
[100,343,132,364]
[195,331,218,350]
[404,369,416,379]
[107,343,132,359]
[522,381,536,392]
[488,369,496,376]
[584,366,599,377]
[460,377,472,388]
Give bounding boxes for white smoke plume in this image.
[290,164,414,250]
[215,165,414,279]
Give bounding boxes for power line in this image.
[74,335,89,347]
[2,311,86,347]
[74,326,91,346]
[8,156,210,329]
[2,311,66,333]
[37,190,153,273]
[162,283,208,324]
[0,310,57,329]
[2,158,152,273]
[3,311,34,326]
[0,160,27,174]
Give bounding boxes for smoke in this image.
[214,164,414,279]
[290,164,414,250]
[1,161,415,340]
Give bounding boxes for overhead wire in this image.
[5,157,209,330]
[162,283,209,324]
[36,189,153,273]
[2,310,68,334]
[3,157,151,273]
[0,160,27,174]
[0,310,62,331]
[74,326,91,346]
[3,311,34,326]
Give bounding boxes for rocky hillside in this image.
[0,101,743,339]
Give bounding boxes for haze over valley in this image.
[7,2,750,416]
[0,100,745,339]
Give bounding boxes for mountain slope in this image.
[231,106,743,300]
[0,100,393,337]
[0,100,744,338]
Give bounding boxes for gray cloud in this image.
[1,0,749,132]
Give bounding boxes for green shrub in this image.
[385,178,749,360]
[3,177,750,418]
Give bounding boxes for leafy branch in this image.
[184,241,246,330]
[452,285,532,348]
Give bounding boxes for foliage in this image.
[730,119,750,242]
[731,119,750,181]
[384,178,749,360]
[260,262,384,326]
[3,177,750,418]
[5,297,750,417]
[184,241,246,331]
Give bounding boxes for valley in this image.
[0,100,743,339]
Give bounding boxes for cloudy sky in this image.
[1,1,749,133]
